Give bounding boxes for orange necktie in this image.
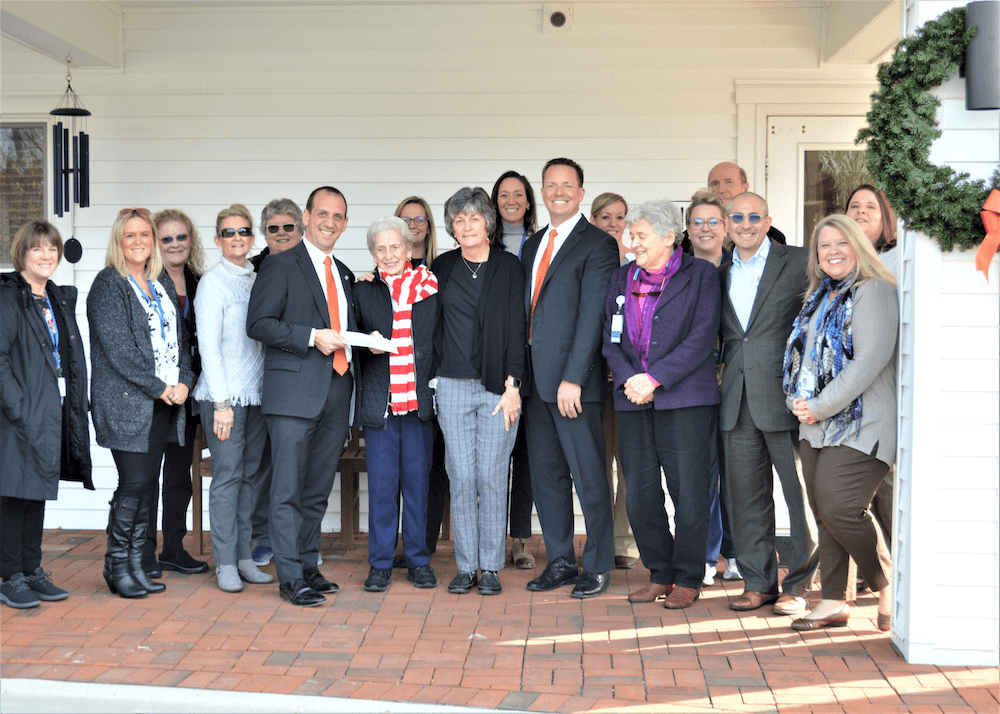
[324,256,348,375]
[529,229,557,339]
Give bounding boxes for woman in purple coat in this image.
[602,199,721,609]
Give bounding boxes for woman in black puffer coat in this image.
[0,221,93,610]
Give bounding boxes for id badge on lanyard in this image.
[610,295,625,343]
[58,376,67,404]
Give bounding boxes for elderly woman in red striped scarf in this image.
[355,216,440,593]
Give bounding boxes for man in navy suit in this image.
[521,158,619,598]
[246,186,356,607]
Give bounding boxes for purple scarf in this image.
[625,248,682,371]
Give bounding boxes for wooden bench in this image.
[190,426,449,554]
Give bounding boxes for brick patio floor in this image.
[1,530,997,713]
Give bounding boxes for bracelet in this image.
[213,400,231,412]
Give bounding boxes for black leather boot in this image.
[130,497,166,594]
[103,497,147,599]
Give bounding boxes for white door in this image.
[765,115,871,537]
[766,115,871,248]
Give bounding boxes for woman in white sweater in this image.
[193,204,270,592]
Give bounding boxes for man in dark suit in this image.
[246,186,356,607]
[719,192,818,615]
[521,158,620,598]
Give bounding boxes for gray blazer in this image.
[87,267,194,452]
[719,242,808,433]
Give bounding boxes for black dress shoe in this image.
[159,550,209,574]
[526,556,579,592]
[407,565,437,588]
[479,571,502,596]
[279,579,326,607]
[302,567,339,593]
[364,567,392,592]
[571,571,611,599]
[448,571,477,594]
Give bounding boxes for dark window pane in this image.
[1,125,46,265]
[803,150,872,253]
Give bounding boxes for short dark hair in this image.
[12,220,63,272]
[306,186,347,213]
[542,158,584,187]
[489,170,538,245]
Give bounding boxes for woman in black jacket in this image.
[87,208,194,599]
[434,187,527,597]
[355,216,440,593]
[0,221,93,609]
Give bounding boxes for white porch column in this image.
[893,0,1000,666]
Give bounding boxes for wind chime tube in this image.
[53,122,64,217]
[80,132,90,208]
[72,133,79,205]
[62,126,70,216]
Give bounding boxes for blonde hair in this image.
[152,208,205,276]
[106,209,162,279]
[590,192,628,218]
[805,214,896,301]
[394,196,437,266]
[215,203,254,235]
[687,188,728,220]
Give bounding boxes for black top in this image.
[438,258,484,379]
[433,247,528,397]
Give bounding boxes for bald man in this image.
[707,163,786,245]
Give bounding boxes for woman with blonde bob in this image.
[782,214,897,632]
[88,208,194,599]
[192,204,271,592]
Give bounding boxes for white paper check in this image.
[342,330,399,354]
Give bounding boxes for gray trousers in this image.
[436,377,518,573]
[201,402,268,567]
[723,393,819,597]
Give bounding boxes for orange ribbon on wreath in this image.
[975,189,1000,283]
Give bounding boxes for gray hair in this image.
[260,198,304,236]
[626,200,683,239]
[443,187,496,238]
[366,216,413,254]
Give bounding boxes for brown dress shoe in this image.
[729,590,779,611]
[628,582,671,603]
[772,593,808,615]
[615,556,638,569]
[791,605,850,630]
[663,585,700,609]
[511,539,535,570]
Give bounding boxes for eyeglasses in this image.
[219,227,253,238]
[401,216,427,226]
[119,207,151,219]
[729,213,766,225]
[159,234,189,244]
[690,217,722,229]
[266,223,297,234]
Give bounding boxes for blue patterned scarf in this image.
[782,273,862,441]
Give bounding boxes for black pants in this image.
[425,423,449,552]
[147,412,198,557]
[0,497,45,579]
[508,418,533,539]
[617,404,716,589]
[111,401,174,507]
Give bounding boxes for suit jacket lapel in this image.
[521,230,542,315]
[539,217,587,293]
[295,242,330,328]
[336,257,356,332]
[719,256,744,336]
[652,262,691,315]
[745,243,787,333]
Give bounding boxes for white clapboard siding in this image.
[1,1,882,536]
[894,0,1000,666]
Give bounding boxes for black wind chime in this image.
[50,60,89,263]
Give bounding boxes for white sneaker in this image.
[722,557,743,581]
[216,565,244,593]
[703,563,716,587]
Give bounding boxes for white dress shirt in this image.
[303,237,352,362]
[531,212,587,291]
[728,237,771,332]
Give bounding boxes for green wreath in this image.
[857,6,1000,252]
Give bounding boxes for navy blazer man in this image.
[521,158,619,598]
[246,186,357,607]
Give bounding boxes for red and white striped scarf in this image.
[381,263,439,415]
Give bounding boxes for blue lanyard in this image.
[37,292,61,371]
[130,276,167,339]
[517,229,528,259]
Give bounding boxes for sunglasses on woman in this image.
[159,234,189,244]
[266,223,297,234]
[219,227,253,238]
[119,207,151,219]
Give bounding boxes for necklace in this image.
[461,255,484,279]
